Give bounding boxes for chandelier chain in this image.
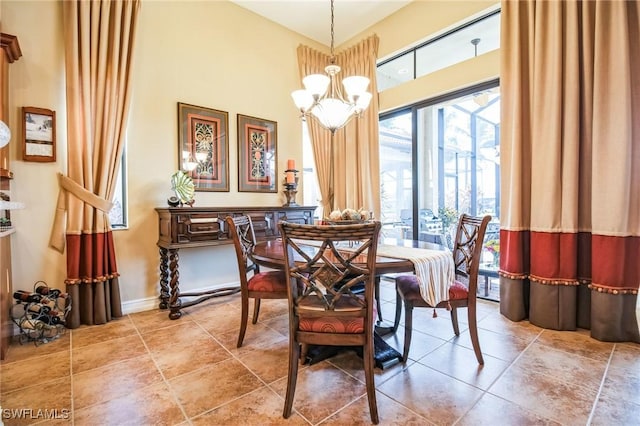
[330,0,335,62]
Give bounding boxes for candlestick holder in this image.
[283,169,299,207]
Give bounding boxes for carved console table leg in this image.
[168,248,183,319]
[159,247,170,309]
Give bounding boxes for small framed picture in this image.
[22,107,56,162]
[237,114,277,193]
[178,102,230,192]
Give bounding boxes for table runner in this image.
[375,245,454,306]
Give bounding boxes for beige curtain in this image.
[500,0,639,342]
[50,0,141,328]
[296,35,381,217]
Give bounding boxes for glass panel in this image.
[379,112,413,239]
[377,10,500,92]
[414,86,501,300]
[108,153,127,229]
[415,12,500,78]
[377,52,413,92]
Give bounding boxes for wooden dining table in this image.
[251,237,447,274]
[251,236,451,368]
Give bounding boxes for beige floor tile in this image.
[2,333,70,364]
[407,309,470,341]
[188,301,241,335]
[609,341,640,370]
[128,308,180,334]
[269,362,367,424]
[417,342,510,390]
[386,325,448,362]
[236,339,291,384]
[1,350,70,394]
[599,363,640,406]
[0,377,71,426]
[72,354,163,410]
[478,312,543,339]
[376,362,483,422]
[326,349,405,387]
[590,394,640,426]
[319,392,431,425]
[215,323,288,356]
[513,341,607,390]
[71,316,137,349]
[455,326,533,362]
[488,364,598,424]
[535,329,615,362]
[262,313,290,337]
[73,381,186,426]
[141,321,231,379]
[191,386,307,425]
[168,358,263,418]
[72,334,148,374]
[458,392,561,425]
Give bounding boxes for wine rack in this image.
[10,281,71,345]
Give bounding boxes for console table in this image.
[155,205,316,319]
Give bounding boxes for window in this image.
[377,9,500,92]
[108,151,127,229]
[380,80,501,300]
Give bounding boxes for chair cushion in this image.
[299,316,364,334]
[297,296,374,334]
[248,270,288,292]
[396,275,468,302]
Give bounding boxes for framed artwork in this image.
[237,114,277,193]
[178,102,229,192]
[22,107,56,162]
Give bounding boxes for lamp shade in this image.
[0,120,11,148]
[303,74,330,98]
[342,76,370,99]
[354,92,373,112]
[291,90,314,111]
[311,98,354,131]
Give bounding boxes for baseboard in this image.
[121,280,240,315]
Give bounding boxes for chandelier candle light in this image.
[283,159,299,207]
[291,0,372,133]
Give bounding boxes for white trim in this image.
[120,280,240,315]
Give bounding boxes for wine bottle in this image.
[35,286,62,298]
[13,290,42,303]
[26,304,51,315]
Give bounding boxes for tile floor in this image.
[1,279,639,425]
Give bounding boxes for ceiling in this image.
[230,0,412,46]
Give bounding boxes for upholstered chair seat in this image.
[396,276,469,303]
[247,270,288,292]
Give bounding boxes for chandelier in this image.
[291,0,372,133]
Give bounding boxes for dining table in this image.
[251,236,453,368]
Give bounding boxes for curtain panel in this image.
[50,0,141,328]
[499,0,639,342]
[296,35,381,218]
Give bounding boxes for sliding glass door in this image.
[380,80,501,299]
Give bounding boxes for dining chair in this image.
[225,215,289,348]
[279,220,382,425]
[393,213,491,364]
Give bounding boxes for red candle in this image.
[287,159,295,170]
